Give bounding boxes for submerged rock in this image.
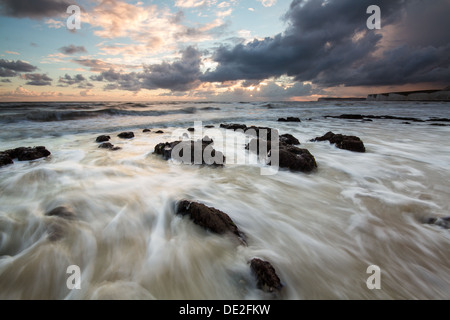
[250,258,283,293]
[45,206,76,220]
[429,123,449,127]
[220,123,248,131]
[424,216,450,229]
[47,222,65,242]
[176,200,246,245]
[187,128,195,132]
[205,125,215,128]
[5,146,51,161]
[143,129,151,133]
[155,130,164,134]
[278,117,301,123]
[154,139,225,166]
[270,145,317,173]
[154,141,181,160]
[313,132,366,153]
[326,114,426,123]
[118,132,135,139]
[0,153,14,167]
[96,135,111,143]
[98,143,121,151]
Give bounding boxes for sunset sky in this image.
[0,0,449,101]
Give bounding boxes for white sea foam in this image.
[0,101,449,299]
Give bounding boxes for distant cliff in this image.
[318,97,366,102]
[367,87,450,101]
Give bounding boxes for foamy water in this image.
[0,101,449,299]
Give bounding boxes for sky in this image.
[0,0,449,102]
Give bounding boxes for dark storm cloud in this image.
[202,0,450,87]
[0,59,37,74]
[21,73,53,86]
[0,68,16,77]
[73,59,135,72]
[58,73,93,88]
[91,46,202,92]
[0,0,74,19]
[59,45,87,55]
[140,46,202,91]
[0,59,38,77]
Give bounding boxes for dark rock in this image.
[154,141,181,160]
[313,132,366,153]
[155,140,225,166]
[143,129,151,133]
[247,126,278,141]
[402,122,411,125]
[429,123,448,127]
[424,216,450,229]
[337,114,365,120]
[313,131,335,142]
[118,132,134,139]
[5,146,51,161]
[96,135,111,143]
[246,138,274,155]
[205,125,215,128]
[427,118,450,122]
[330,114,425,123]
[99,143,121,151]
[199,136,214,144]
[0,152,14,167]
[176,200,246,245]
[220,123,278,141]
[250,258,283,293]
[279,134,300,146]
[187,128,195,132]
[155,130,164,134]
[278,117,301,123]
[270,145,317,173]
[220,123,248,131]
[45,206,76,220]
[99,143,114,149]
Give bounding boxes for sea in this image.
[0,100,449,299]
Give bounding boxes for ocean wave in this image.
[0,106,198,123]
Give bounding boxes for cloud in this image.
[141,46,202,91]
[202,0,450,88]
[0,59,37,77]
[58,73,93,88]
[91,46,202,92]
[85,0,228,57]
[175,0,210,8]
[21,73,53,86]
[258,0,277,7]
[0,0,74,19]
[0,86,61,99]
[59,45,87,55]
[5,51,20,55]
[73,59,135,72]
[45,18,65,28]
